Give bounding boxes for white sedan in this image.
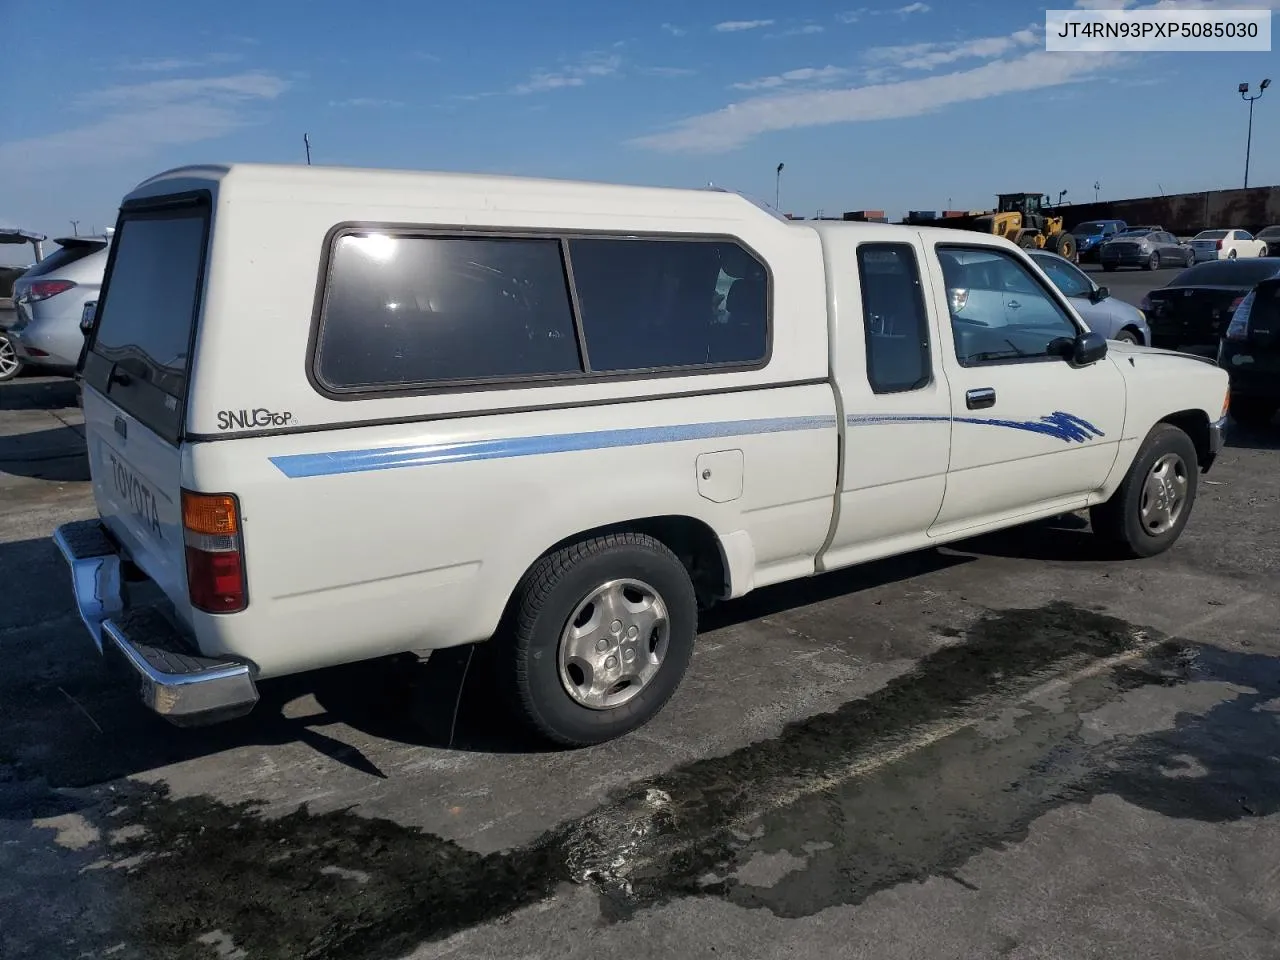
[1189,228,1270,262]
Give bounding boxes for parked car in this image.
[53,163,1228,745]
[1217,276,1280,427]
[1070,219,1127,263]
[1189,229,1269,262]
[0,227,47,382]
[1255,225,1280,249]
[1099,228,1193,272]
[1027,250,1151,344]
[8,233,110,376]
[1141,257,1280,354]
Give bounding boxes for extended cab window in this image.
[856,243,931,393]
[315,234,582,390]
[567,238,768,372]
[81,201,209,444]
[936,246,1078,367]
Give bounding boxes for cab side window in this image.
[937,246,1080,367]
[856,242,931,393]
[1035,256,1093,298]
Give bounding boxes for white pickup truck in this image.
[55,164,1230,746]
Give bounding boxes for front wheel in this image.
[0,333,23,383]
[1147,252,1160,271]
[500,532,698,747]
[1090,423,1198,558]
[1113,328,1140,344]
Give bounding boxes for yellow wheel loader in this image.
[972,193,1077,261]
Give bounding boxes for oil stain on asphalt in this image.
[10,601,1280,959]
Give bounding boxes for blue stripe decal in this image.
[846,410,1105,443]
[270,415,840,478]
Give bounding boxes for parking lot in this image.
[3,260,1280,958]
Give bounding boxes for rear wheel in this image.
[1230,396,1277,428]
[0,333,22,382]
[499,532,698,747]
[1090,423,1198,558]
[1261,245,1269,257]
[1228,249,1238,260]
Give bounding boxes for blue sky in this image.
[3,0,1278,261]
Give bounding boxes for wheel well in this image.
[1159,409,1211,464]
[538,516,729,608]
[1121,324,1146,344]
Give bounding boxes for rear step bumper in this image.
[52,519,259,726]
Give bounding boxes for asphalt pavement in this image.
[2,309,1279,959]
[1079,261,1186,308]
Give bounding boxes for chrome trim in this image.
[53,524,123,653]
[1209,413,1228,456]
[101,620,259,721]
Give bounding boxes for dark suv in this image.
[1218,276,1280,427]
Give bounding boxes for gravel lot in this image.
[2,326,1279,959]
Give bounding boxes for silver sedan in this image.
[1028,249,1152,345]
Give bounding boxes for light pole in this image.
[304,132,312,166]
[1094,181,1100,202]
[775,162,784,211]
[69,220,79,236]
[1239,78,1270,189]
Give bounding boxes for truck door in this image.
[818,237,953,570]
[927,240,1126,536]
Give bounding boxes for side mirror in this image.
[1090,285,1110,303]
[1072,330,1108,366]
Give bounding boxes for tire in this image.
[1261,245,1269,257]
[1228,249,1238,260]
[1185,250,1195,267]
[1051,232,1077,260]
[1114,328,1140,344]
[500,531,697,747]
[1146,252,1160,271]
[1230,396,1277,428]
[0,333,23,383]
[1089,423,1198,559]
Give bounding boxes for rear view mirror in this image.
[1072,331,1108,366]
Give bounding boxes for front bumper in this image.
[53,519,259,726]
[1207,414,1228,469]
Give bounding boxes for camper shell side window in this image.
[308,226,772,398]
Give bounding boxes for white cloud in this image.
[894,2,931,14]
[731,65,848,90]
[661,23,687,36]
[0,71,289,176]
[411,51,441,62]
[629,50,1121,153]
[866,27,1039,70]
[329,98,403,108]
[837,9,868,23]
[643,66,697,77]
[775,24,825,36]
[121,52,243,72]
[714,19,776,32]
[512,53,621,94]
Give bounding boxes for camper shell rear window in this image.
[81,194,211,444]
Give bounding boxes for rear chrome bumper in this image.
[53,519,259,726]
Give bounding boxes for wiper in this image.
[967,350,1025,362]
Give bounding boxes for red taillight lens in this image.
[1217,239,1224,250]
[181,490,247,613]
[26,279,76,302]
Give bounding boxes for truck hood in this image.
[1104,340,1217,367]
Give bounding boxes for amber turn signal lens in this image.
[181,490,240,536]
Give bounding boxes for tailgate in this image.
[77,195,212,623]
[1146,287,1242,341]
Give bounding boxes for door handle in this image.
[966,387,996,410]
[1006,300,1022,309]
[113,416,127,439]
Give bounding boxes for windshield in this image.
[1257,226,1280,239]
[1072,223,1105,235]
[1168,260,1280,287]
[1194,230,1229,240]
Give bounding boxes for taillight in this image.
[25,279,76,302]
[181,490,247,613]
[1225,290,1254,341]
[1217,239,1224,250]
